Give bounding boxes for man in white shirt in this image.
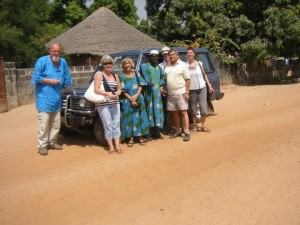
[159,46,170,69]
[164,49,191,141]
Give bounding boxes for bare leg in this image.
[180,110,190,133]
[201,115,207,128]
[200,115,210,133]
[107,139,115,154]
[172,111,181,131]
[114,138,123,154]
[192,115,198,130]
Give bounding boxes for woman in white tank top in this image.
[186,47,214,133]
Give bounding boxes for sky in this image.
[135,0,147,20]
[86,0,147,20]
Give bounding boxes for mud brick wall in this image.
[16,68,35,105]
[3,63,95,111]
[4,62,19,110]
[68,65,95,87]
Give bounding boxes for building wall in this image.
[3,62,95,111]
[4,62,19,110]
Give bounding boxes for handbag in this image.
[196,61,215,101]
[84,75,106,103]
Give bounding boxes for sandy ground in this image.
[0,83,300,225]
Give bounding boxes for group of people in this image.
[32,43,214,156]
[91,46,215,154]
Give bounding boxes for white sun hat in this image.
[150,49,159,55]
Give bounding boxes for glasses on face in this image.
[103,62,113,65]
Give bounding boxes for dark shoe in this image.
[153,135,164,140]
[39,147,48,156]
[139,138,147,145]
[127,139,134,147]
[183,133,190,141]
[169,131,181,139]
[144,137,153,142]
[49,144,63,150]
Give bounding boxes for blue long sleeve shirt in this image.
[32,55,73,112]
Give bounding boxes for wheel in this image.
[93,116,107,146]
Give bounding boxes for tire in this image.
[93,116,107,146]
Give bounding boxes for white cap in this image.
[161,46,170,55]
[150,50,159,55]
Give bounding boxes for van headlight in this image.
[79,98,86,107]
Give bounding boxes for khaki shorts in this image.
[167,93,189,111]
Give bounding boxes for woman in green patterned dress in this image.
[119,58,149,147]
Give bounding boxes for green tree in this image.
[30,23,68,56]
[137,19,152,36]
[239,37,268,61]
[89,0,139,26]
[49,0,88,27]
[0,0,49,66]
[146,0,300,62]
[262,4,300,57]
[146,0,243,62]
[237,0,276,24]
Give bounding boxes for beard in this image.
[51,55,60,63]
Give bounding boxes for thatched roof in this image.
[46,7,164,55]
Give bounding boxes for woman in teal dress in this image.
[120,58,149,147]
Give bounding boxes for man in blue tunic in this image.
[32,43,73,156]
[140,50,165,139]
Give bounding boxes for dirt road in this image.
[0,84,300,225]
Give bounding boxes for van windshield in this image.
[140,52,214,73]
[111,50,213,74]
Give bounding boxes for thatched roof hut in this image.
[46,7,164,66]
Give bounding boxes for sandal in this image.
[139,138,146,145]
[127,139,134,147]
[190,125,198,132]
[115,149,123,154]
[200,127,211,133]
[108,149,116,154]
[196,126,202,132]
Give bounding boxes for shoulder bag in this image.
[84,73,106,103]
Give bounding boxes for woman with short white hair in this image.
[119,58,149,147]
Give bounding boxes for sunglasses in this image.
[103,62,113,65]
